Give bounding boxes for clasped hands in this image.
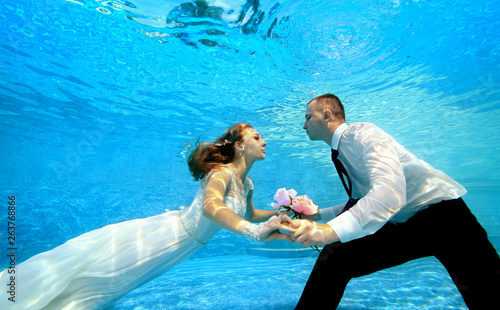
[261,214,340,247]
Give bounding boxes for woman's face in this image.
[240,128,267,161]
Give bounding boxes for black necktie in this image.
[331,149,359,214]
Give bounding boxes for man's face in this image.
[303,100,325,141]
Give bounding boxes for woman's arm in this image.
[245,189,279,223]
[202,169,294,241]
[247,188,341,223]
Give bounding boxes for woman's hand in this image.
[259,214,295,242]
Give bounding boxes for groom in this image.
[290,93,500,309]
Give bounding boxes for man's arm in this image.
[293,125,407,246]
[327,129,407,243]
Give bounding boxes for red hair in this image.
[187,123,254,180]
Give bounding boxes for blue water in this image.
[1,0,499,308]
[118,256,465,309]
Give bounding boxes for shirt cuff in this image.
[327,211,365,243]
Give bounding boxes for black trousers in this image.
[295,198,500,309]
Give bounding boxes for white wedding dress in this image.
[0,167,253,309]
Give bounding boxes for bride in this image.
[0,123,295,309]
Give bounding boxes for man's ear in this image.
[323,110,333,121]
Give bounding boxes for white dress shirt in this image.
[322,122,467,243]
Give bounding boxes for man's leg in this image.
[294,220,431,309]
[430,199,500,309]
[295,198,500,309]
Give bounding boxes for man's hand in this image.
[290,219,340,247]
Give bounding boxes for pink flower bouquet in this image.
[271,187,318,219]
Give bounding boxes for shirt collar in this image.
[331,123,348,150]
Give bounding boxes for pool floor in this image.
[118,255,467,309]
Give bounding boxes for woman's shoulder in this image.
[203,165,234,183]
